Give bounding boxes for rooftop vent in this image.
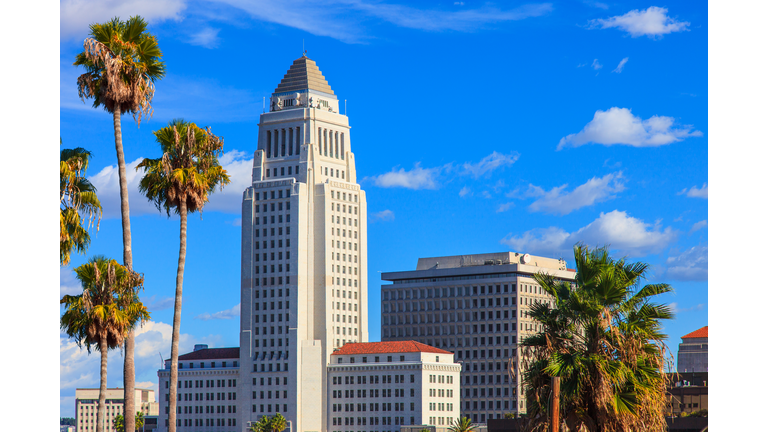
[193,344,208,352]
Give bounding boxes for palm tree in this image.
[520,244,674,432]
[249,415,272,432]
[449,417,475,432]
[136,119,230,432]
[60,144,102,265]
[249,414,287,432]
[74,16,165,431]
[270,413,287,432]
[60,256,150,432]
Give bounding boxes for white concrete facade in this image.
[380,252,576,422]
[75,388,157,432]
[239,55,369,432]
[326,342,461,432]
[157,345,241,431]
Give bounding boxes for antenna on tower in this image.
[345,99,347,115]
[263,96,265,113]
[303,39,306,56]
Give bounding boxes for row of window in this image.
[427,389,455,398]
[255,201,291,212]
[253,362,289,373]
[254,314,289,324]
[171,404,236,414]
[255,390,288,399]
[254,336,289,347]
[255,376,288,386]
[384,297,515,312]
[318,127,345,160]
[254,227,291,239]
[256,215,290,227]
[332,416,405,426]
[384,284,517,300]
[254,403,288,414]
[169,417,237,427]
[334,326,359,336]
[335,355,408,364]
[254,301,290,311]
[383,327,518,341]
[265,128,301,158]
[323,166,346,180]
[428,402,454,412]
[464,387,515,397]
[255,288,290,298]
[254,350,289,361]
[168,392,235,402]
[172,361,236,370]
[255,276,291,286]
[255,189,292,201]
[333,403,412,413]
[384,311,515,326]
[333,314,358,324]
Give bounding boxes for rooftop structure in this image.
[678,326,708,373]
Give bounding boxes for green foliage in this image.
[113,411,144,432]
[60,417,76,426]
[520,244,674,432]
[448,417,475,432]
[503,413,518,419]
[137,119,230,216]
[74,16,165,121]
[250,413,288,432]
[60,143,102,265]
[689,409,707,417]
[60,256,150,352]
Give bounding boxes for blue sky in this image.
[57,0,708,417]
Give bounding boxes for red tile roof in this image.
[681,326,708,339]
[178,347,240,361]
[331,341,453,356]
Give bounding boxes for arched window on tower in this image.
[318,127,322,155]
[335,132,339,159]
[341,133,345,160]
[266,131,272,158]
[281,129,286,156]
[324,129,328,157]
[288,128,293,156]
[273,130,279,158]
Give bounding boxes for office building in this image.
[327,341,461,432]
[677,326,708,373]
[380,252,576,422]
[157,344,240,431]
[75,387,158,432]
[239,54,369,432]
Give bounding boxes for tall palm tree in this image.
[61,256,149,432]
[60,144,102,265]
[136,120,230,432]
[449,417,475,432]
[74,16,165,431]
[520,244,674,432]
[270,413,287,432]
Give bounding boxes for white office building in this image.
[75,387,158,432]
[327,341,461,432]
[239,54,369,432]
[380,252,576,421]
[157,344,241,431]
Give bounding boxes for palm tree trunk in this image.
[169,199,188,432]
[97,337,108,432]
[112,105,136,432]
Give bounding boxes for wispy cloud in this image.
[669,302,705,314]
[370,209,395,222]
[591,59,603,70]
[679,183,708,199]
[496,202,515,213]
[501,210,678,257]
[558,107,702,150]
[60,267,82,298]
[189,27,222,48]
[462,151,519,178]
[612,57,629,73]
[459,186,472,198]
[665,245,708,281]
[367,163,446,190]
[60,0,186,39]
[142,295,175,311]
[526,172,625,215]
[195,304,240,321]
[689,219,707,233]
[587,6,690,38]
[583,0,608,9]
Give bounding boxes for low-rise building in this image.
[156,344,241,431]
[677,326,707,373]
[667,372,708,416]
[327,341,462,432]
[75,388,157,432]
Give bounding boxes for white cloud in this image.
[527,172,625,215]
[591,59,603,70]
[679,183,708,199]
[558,107,703,150]
[462,151,519,178]
[690,219,707,233]
[367,163,445,190]
[88,150,253,218]
[213,0,553,43]
[583,0,608,9]
[459,186,472,198]
[189,27,222,49]
[60,320,222,417]
[588,6,690,38]
[666,245,708,281]
[60,267,82,298]
[669,302,705,314]
[612,57,629,73]
[195,304,240,321]
[370,210,395,222]
[496,202,515,213]
[141,295,175,311]
[501,210,677,257]
[60,0,186,39]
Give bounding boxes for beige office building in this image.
[75,387,158,432]
[380,252,576,422]
[239,55,369,432]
